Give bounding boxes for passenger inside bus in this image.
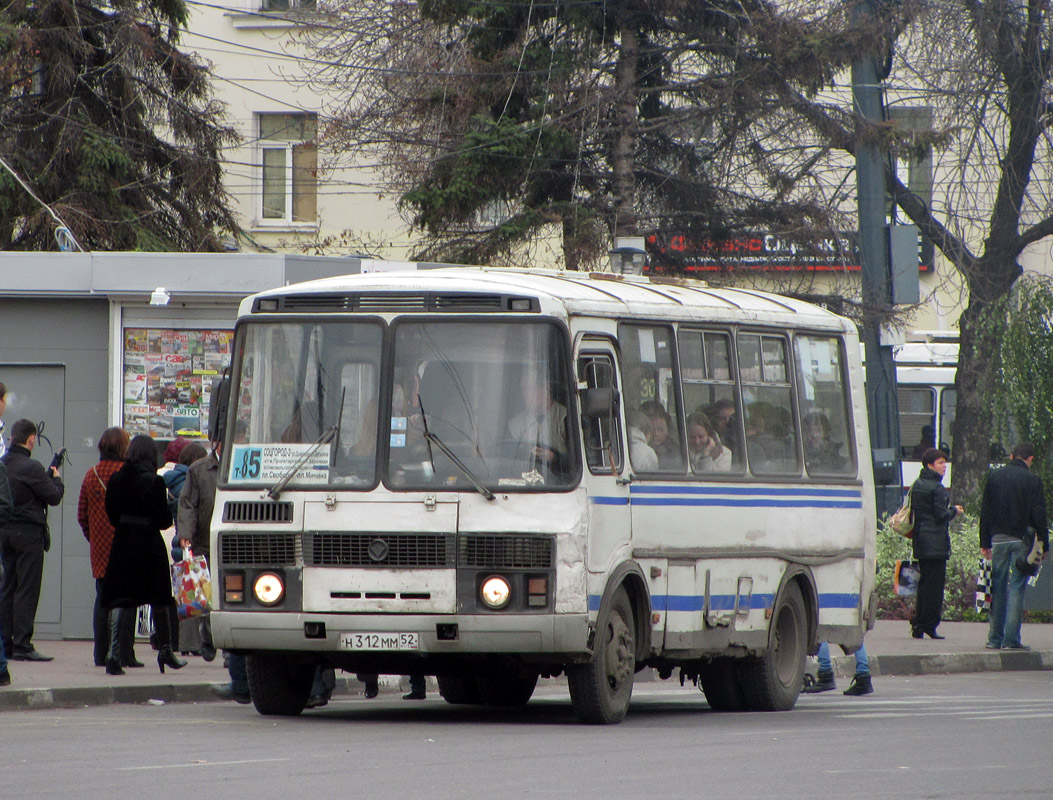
[706,397,742,465]
[687,409,732,473]
[803,411,846,473]
[911,424,936,459]
[639,400,682,469]
[508,369,569,480]
[627,409,660,471]
[743,400,792,470]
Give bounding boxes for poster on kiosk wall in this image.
[123,328,233,442]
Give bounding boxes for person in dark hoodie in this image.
[909,448,963,640]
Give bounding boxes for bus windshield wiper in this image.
[418,394,494,501]
[267,425,338,500]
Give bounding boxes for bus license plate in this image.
[340,632,419,651]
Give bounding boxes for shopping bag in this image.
[894,559,921,596]
[171,552,213,620]
[975,557,992,613]
[890,491,914,538]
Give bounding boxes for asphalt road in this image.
[4,673,1050,799]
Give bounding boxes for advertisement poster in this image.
[123,328,233,440]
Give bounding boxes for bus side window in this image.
[739,333,800,475]
[618,324,685,472]
[794,335,855,476]
[897,386,936,460]
[677,328,743,472]
[579,356,623,474]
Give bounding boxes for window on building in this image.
[260,0,316,10]
[259,113,317,225]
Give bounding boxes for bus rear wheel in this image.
[246,652,314,716]
[568,586,635,724]
[739,582,807,711]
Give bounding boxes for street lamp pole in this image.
[853,0,902,518]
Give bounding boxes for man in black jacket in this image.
[0,419,64,661]
[0,460,12,684]
[980,442,1049,651]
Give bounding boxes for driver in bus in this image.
[508,368,568,479]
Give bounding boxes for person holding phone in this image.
[0,419,64,662]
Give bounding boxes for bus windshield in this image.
[228,320,384,488]
[226,317,576,491]
[387,320,576,491]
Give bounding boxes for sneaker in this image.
[0,669,10,687]
[843,674,873,696]
[403,690,426,700]
[210,683,251,704]
[802,671,836,693]
[305,693,330,709]
[1002,644,1031,651]
[985,643,1001,650]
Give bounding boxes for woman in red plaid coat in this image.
[76,427,131,669]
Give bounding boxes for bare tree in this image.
[304,0,881,274]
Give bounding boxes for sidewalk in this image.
[2,620,1051,712]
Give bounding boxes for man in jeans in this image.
[980,442,1049,651]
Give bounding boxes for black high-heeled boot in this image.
[106,609,125,675]
[153,603,187,673]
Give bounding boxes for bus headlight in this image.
[253,572,285,606]
[480,575,512,609]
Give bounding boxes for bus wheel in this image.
[568,586,635,724]
[698,658,746,711]
[437,674,483,705]
[476,671,539,707]
[739,582,807,711]
[246,653,313,716]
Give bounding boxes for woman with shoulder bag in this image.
[101,435,186,675]
[909,448,964,640]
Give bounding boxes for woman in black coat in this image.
[101,435,186,675]
[909,447,964,639]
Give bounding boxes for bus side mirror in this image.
[581,387,619,419]
[208,372,232,443]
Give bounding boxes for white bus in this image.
[209,267,876,723]
[894,337,958,488]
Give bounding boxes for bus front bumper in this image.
[210,610,591,657]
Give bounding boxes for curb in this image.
[829,649,1053,677]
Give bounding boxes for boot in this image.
[153,603,187,673]
[106,609,125,676]
[803,669,835,693]
[843,673,873,696]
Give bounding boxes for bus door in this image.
[576,339,631,575]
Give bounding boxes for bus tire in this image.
[246,652,314,716]
[476,671,539,707]
[437,674,483,705]
[698,658,746,711]
[739,582,807,711]
[567,586,635,724]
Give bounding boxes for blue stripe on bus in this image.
[588,593,859,612]
[630,485,862,498]
[590,484,863,509]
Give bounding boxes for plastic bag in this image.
[171,552,212,620]
[894,559,920,596]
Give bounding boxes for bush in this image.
[875,511,982,621]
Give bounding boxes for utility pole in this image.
[852,0,902,518]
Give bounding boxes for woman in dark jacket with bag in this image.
[101,435,186,675]
[909,447,964,639]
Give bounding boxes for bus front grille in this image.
[222,501,294,523]
[459,534,554,569]
[220,533,298,565]
[305,532,455,567]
